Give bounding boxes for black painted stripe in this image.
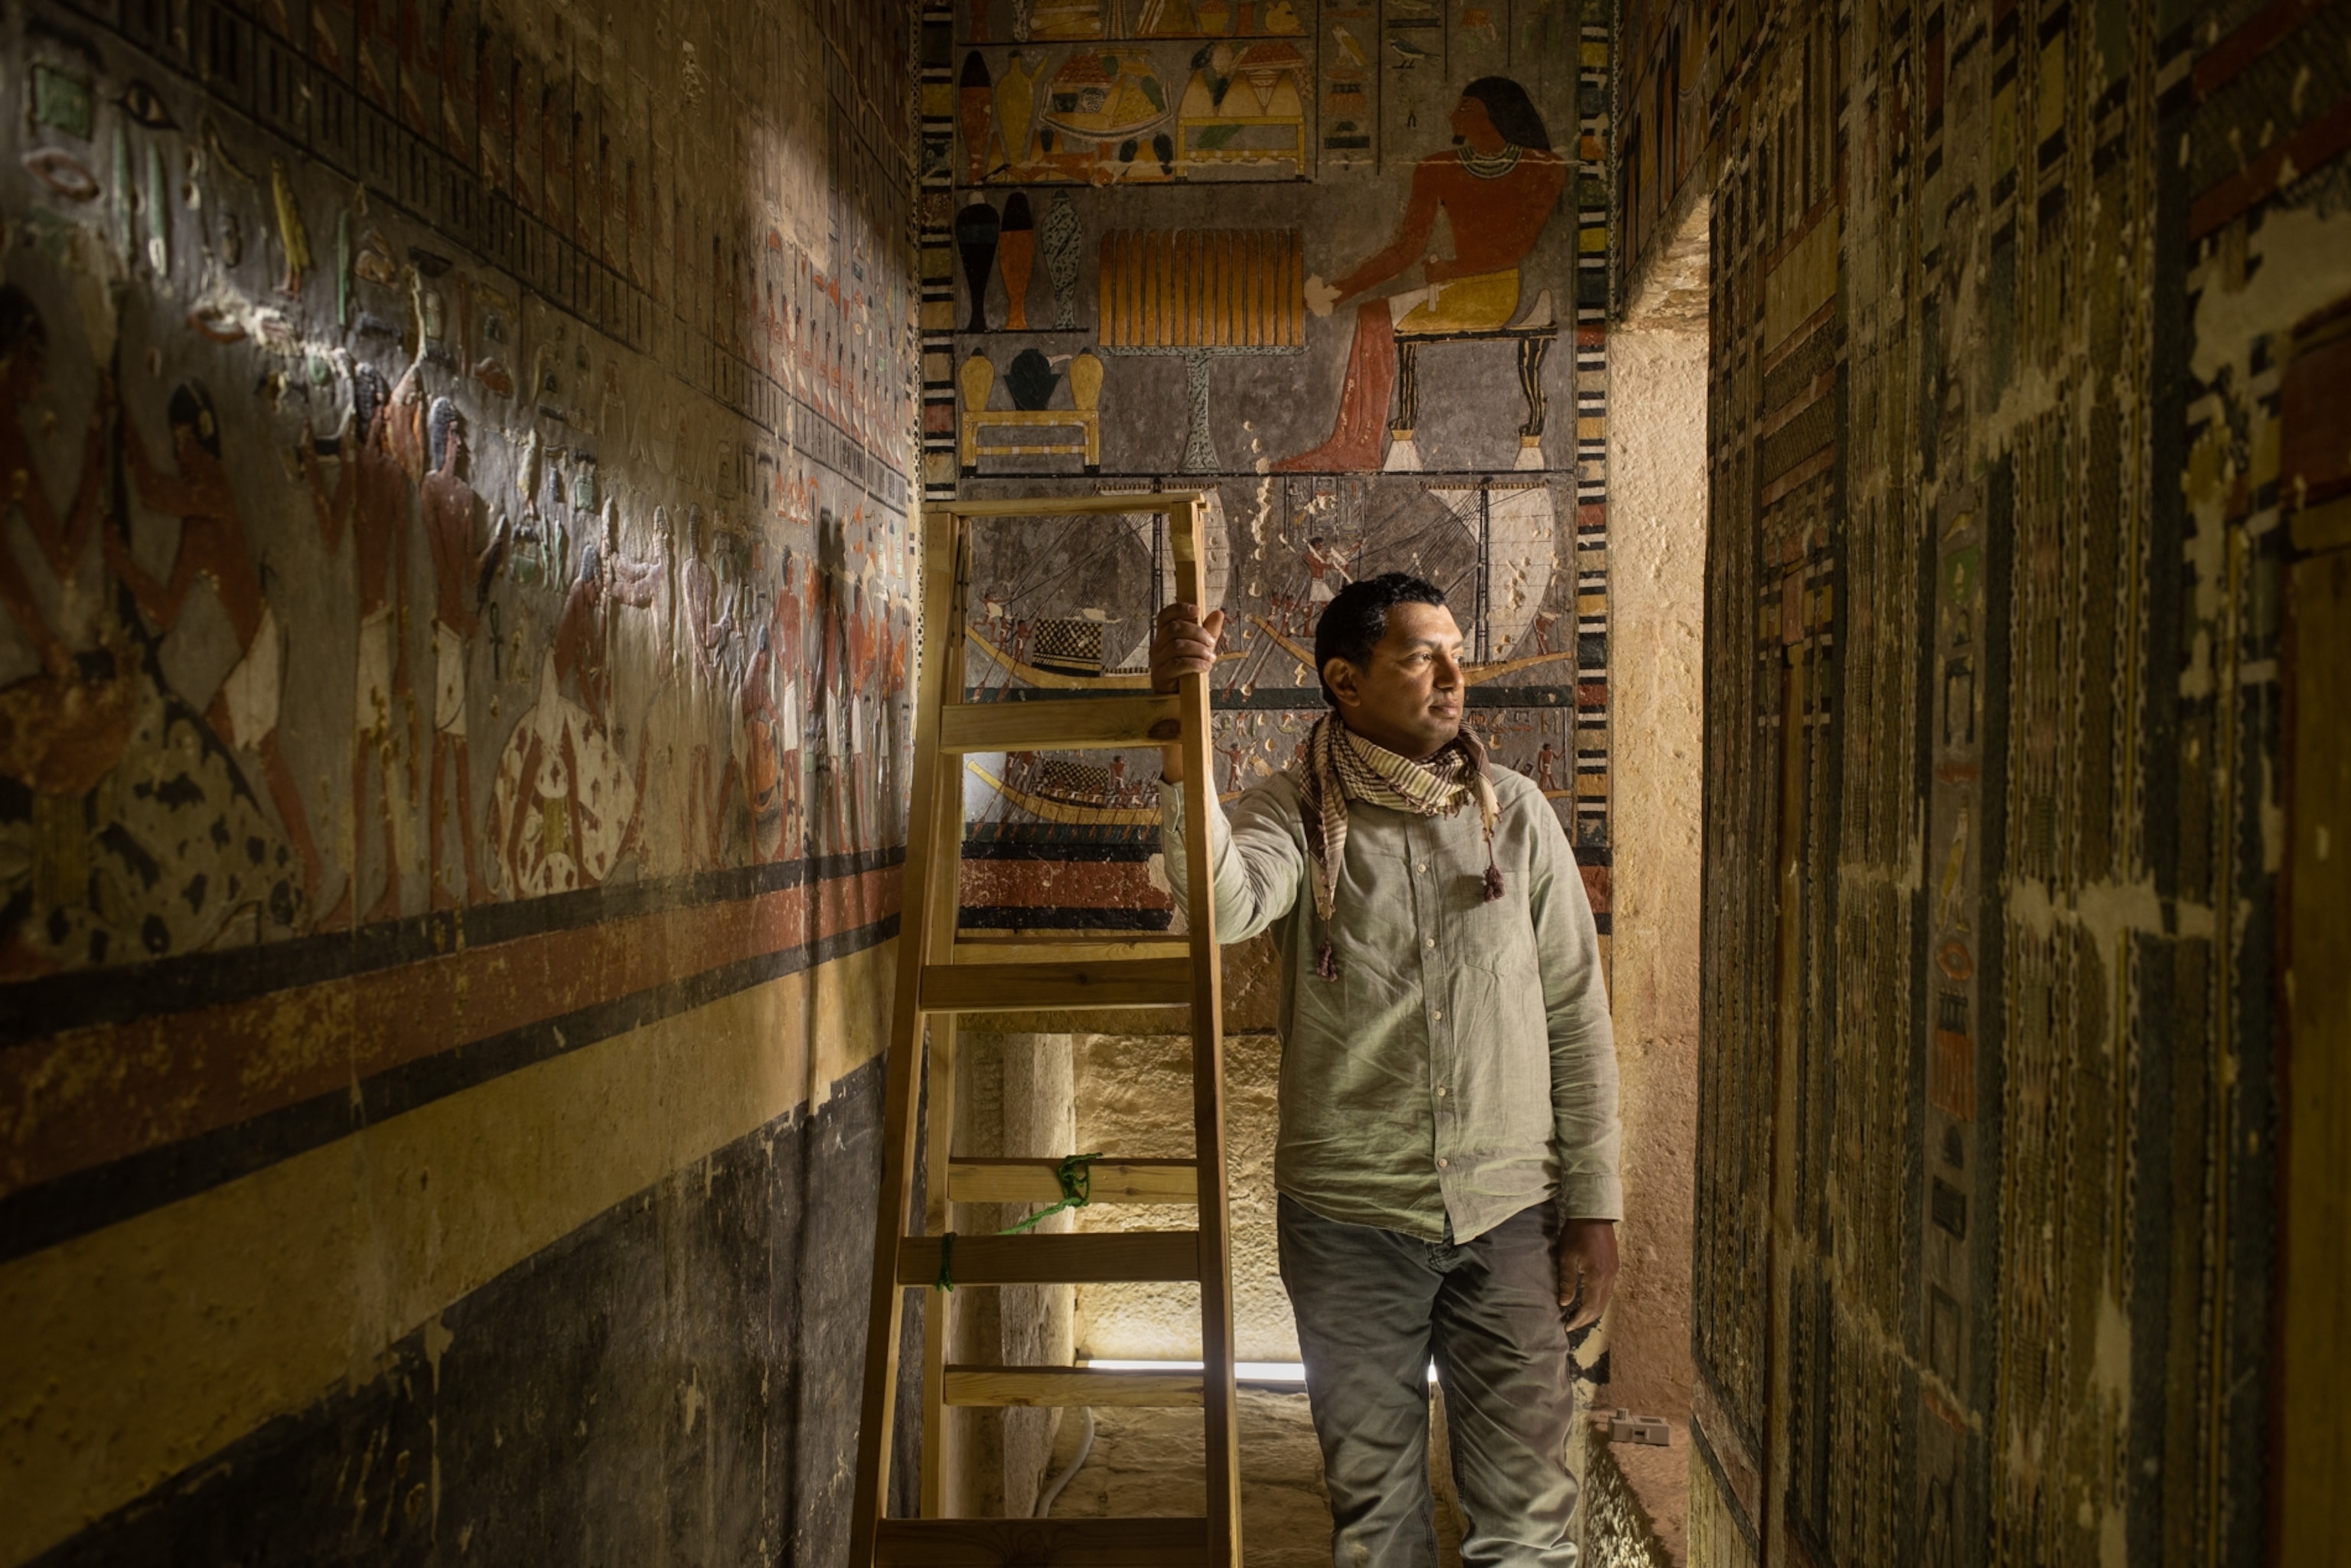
[23,1050,924,1566]
[960,839,1159,862]
[0,914,899,1266]
[956,906,1172,932]
[1,847,905,1050]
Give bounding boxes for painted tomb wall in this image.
[1608,0,2351,1563]
[0,0,926,1559]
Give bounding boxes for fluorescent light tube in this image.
[1079,1358,1436,1384]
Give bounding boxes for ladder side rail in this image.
[918,533,973,1521]
[919,1015,960,1517]
[850,511,969,1564]
[1172,498,1242,1566]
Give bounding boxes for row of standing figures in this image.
[0,288,909,976]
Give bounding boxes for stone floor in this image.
[1035,1387,1467,1568]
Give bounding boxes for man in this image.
[1150,575,1618,1568]
[1278,77,1566,472]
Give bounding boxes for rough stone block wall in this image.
[941,1030,1079,1517]
[1609,0,2351,1562]
[0,0,925,1559]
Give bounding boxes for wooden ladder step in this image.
[874,1517,1213,1566]
[920,958,1192,1014]
[895,1231,1200,1286]
[948,1157,1198,1205]
[938,693,1183,752]
[943,1364,1203,1407]
[949,937,1190,966]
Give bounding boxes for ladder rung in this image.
[875,1517,1212,1566]
[895,1231,1201,1286]
[943,1365,1203,1407]
[948,1158,1198,1205]
[950,937,1192,965]
[920,959,1192,1013]
[938,694,1183,752]
[936,493,1205,519]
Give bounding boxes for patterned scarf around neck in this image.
[1292,714,1503,980]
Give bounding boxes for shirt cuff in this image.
[1157,779,1226,844]
[1556,1174,1623,1223]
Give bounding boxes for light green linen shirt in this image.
[1159,764,1622,1244]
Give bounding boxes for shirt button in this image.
[1416,862,1428,873]
[1427,937,1437,949]
[1435,1087,1448,1097]
[1432,1010,1443,1022]
[1436,1157,1449,1169]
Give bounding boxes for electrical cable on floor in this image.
[1032,1406,1095,1518]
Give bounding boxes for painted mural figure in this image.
[0,290,109,684]
[772,549,807,858]
[810,533,849,856]
[106,382,323,906]
[0,292,136,789]
[1302,533,1348,622]
[1277,77,1564,472]
[838,575,878,853]
[302,364,413,924]
[677,507,733,868]
[732,624,786,859]
[2,286,311,973]
[1218,735,1247,794]
[490,541,647,898]
[419,398,508,907]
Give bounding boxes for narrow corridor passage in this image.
[0,0,2342,1564]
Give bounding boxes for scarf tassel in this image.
[1316,938,1339,981]
[1483,860,1505,903]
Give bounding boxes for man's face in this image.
[1326,601,1466,759]
[1451,95,1505,154]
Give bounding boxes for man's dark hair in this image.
[1314,572,1447,707]
[1459,77,1551,153]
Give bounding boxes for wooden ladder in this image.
[849,492,1241,1568]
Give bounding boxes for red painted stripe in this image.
[1761,444,1837,507]
[2192,0,2331,104]
[2189,93,2351,242]
[0,869,902,1202]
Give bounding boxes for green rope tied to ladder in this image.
[932,1152,1107,1292]
[999,1151,1105,1235]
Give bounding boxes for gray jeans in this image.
[1278,1195,1580,1568]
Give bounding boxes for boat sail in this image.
[1109,486,1230,669]
[1425,480,1556,663]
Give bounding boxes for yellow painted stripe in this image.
[0,940,895,1566]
